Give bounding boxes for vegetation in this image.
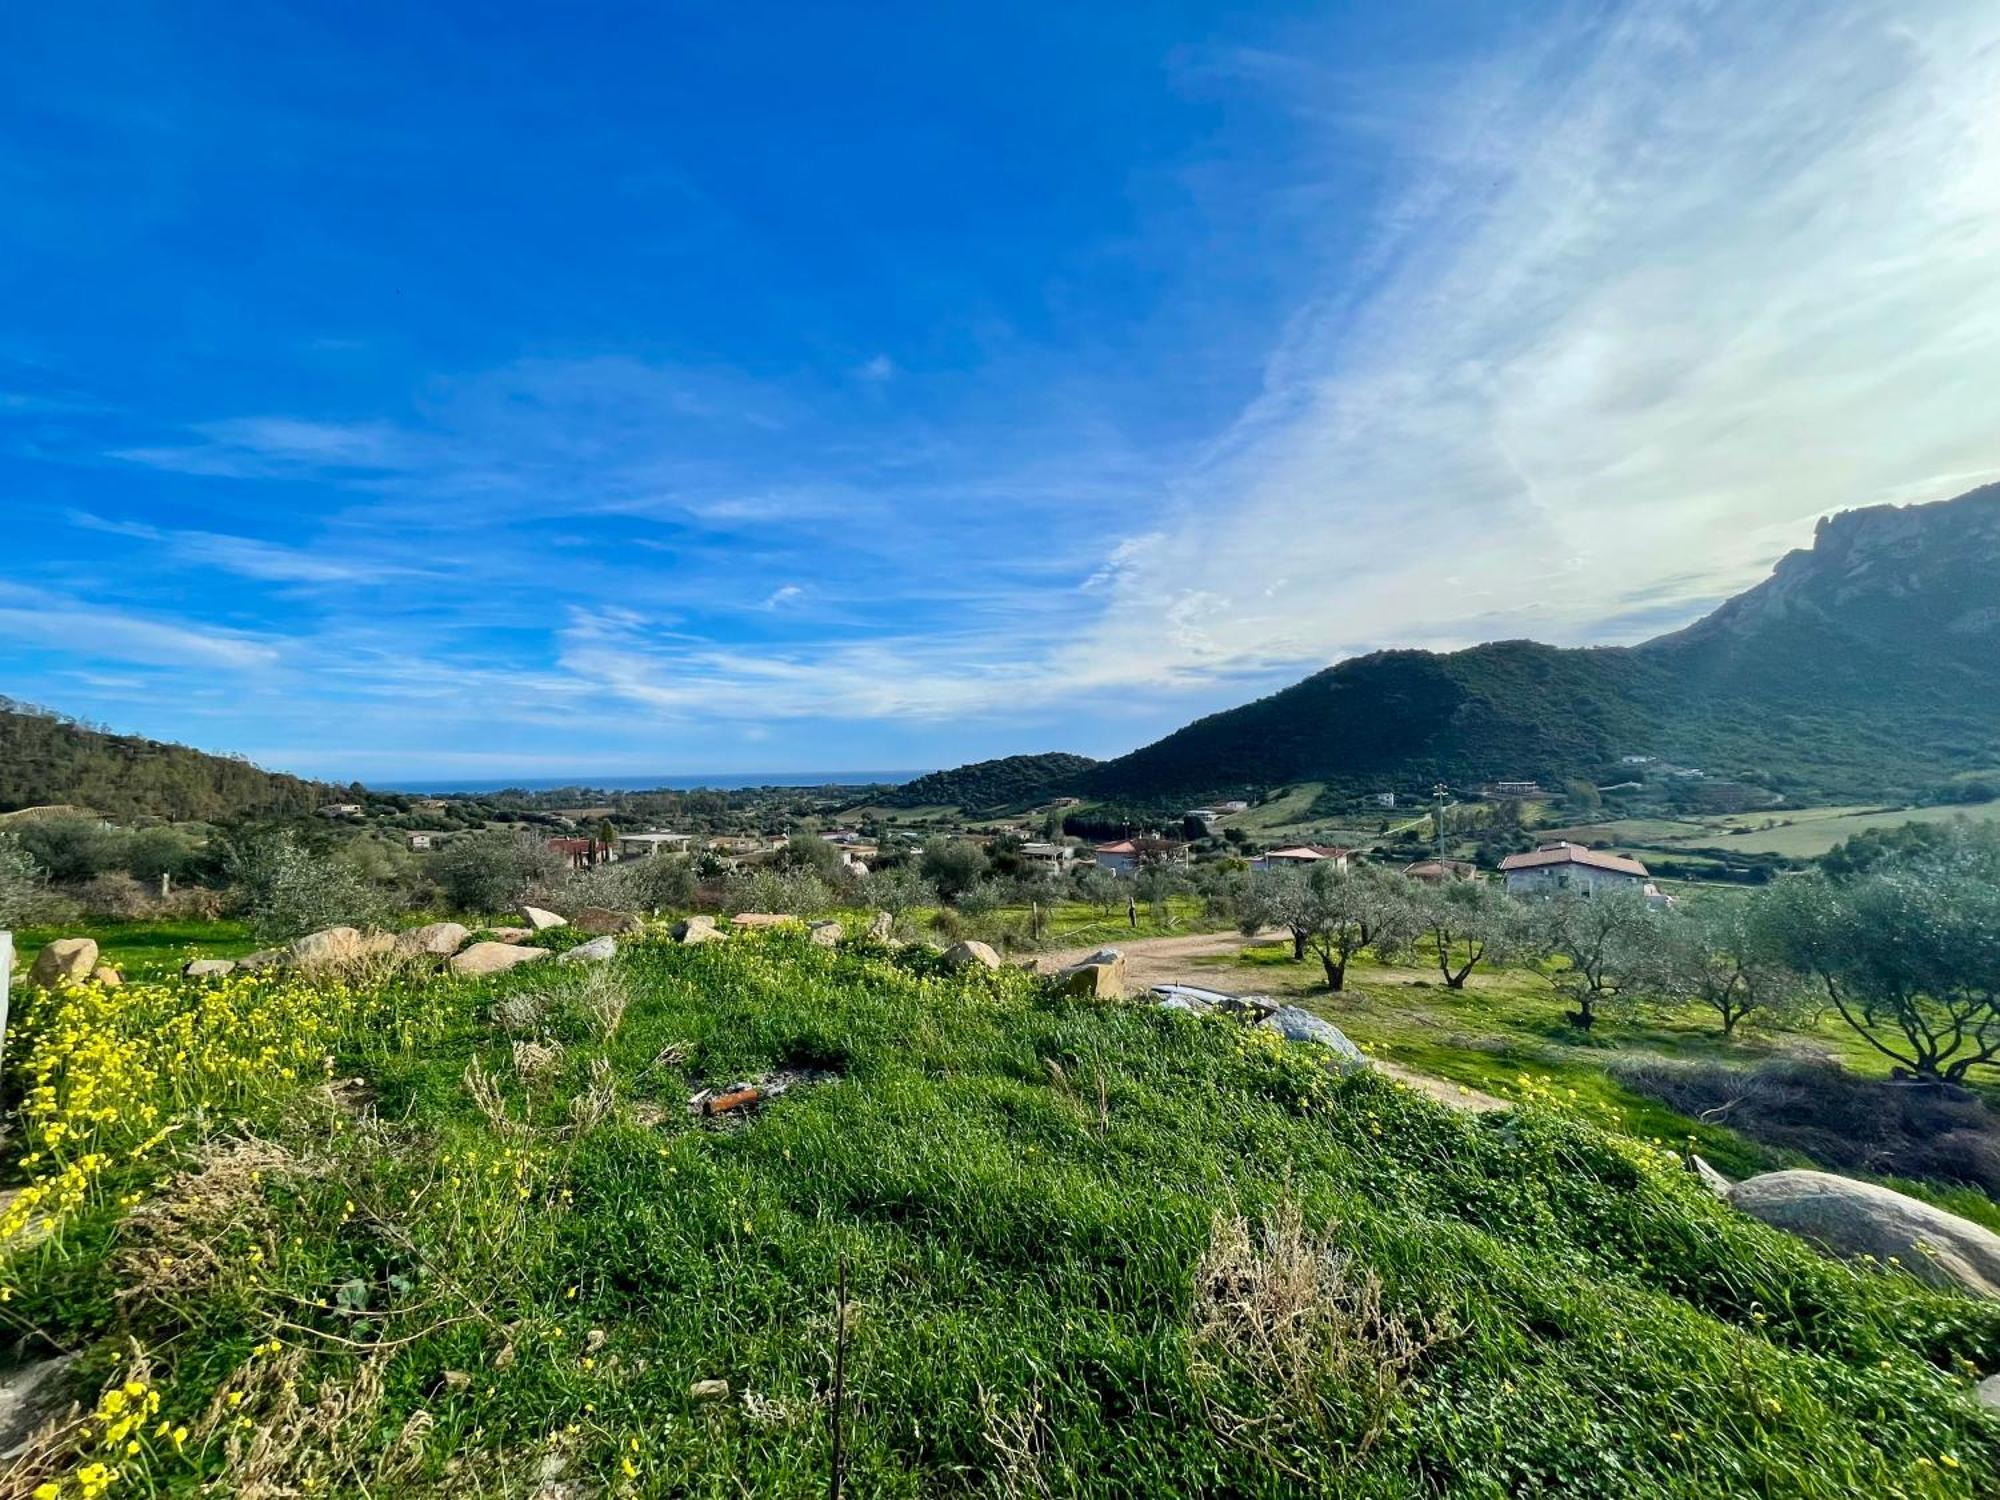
[883,752,1098,812]
[5,934,1999,1497]
[0,699,329,822]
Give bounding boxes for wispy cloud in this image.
[0,585,281,671]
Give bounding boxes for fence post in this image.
[0,930,12,1078]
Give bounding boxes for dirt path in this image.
[1039,929,1510,1113]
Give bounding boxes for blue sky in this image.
[5,1,1998,781]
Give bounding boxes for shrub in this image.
[225,831,384,941]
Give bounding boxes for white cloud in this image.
[855,354,896,383]
[0,586,281,671]
[761,584,805,609]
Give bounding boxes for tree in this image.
[920,840,990,904]
[12,814,127,885]
[0,834,65,926]
[430,829,567,916]
[1243,864,1417,992]
[1416,879,1523,989]
[858,866,935,916]
[781,832,846,881]
[224,831,382,941]
[1643,896,1807,1038]
[1764,828,2000,1081]
[1531,887,1656,1030]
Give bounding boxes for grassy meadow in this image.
[3,930,2000,1496]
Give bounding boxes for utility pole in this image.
[1433,783,1449,867]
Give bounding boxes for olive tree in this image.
[1531,886,1658,1030]
[920,840,990,905]
[224,831,383,941]
[0,834,65,927]
[1244,864,1418,992]
[1415,879,1524,990]
[1763,827,2000,1082]
[1645,895,1808,1038]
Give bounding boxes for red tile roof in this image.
[1498,843,1649,878]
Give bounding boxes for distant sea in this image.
[380,771,933,796]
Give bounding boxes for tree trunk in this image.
[1568,994,1596,1029]
[1320,954,1346,991]
[1293,930,1307,962]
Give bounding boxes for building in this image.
[1092,839,1143,877]
[1219,800,1250,813]
[1372,791,1397,808]
[1018,841,1073,872]
[1251,845,1353,874]
[1499,842,1650,896]
[318,802,363,819]
[616,836,696,856]
[547,837,614,870]
[406,831,453,851]
[1487,781,1543,799]
[1403,858,1477,884]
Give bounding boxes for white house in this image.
[618,832,693,859]
[1499,842,1651,896]
[1092,840,1142,877]
[1251,845,1353,874]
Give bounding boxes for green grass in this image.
[1206,944,2000,1225]
[12,917,259,977]
[5,934,2000,1496]
[1546,802,2000,861]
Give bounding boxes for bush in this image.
[0,833,69,926]
[224,831,384,941]
[11,814,128,885]
[430,830,568,915]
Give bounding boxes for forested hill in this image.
[882,752,1100,812]
[0,699,330,822]
[944,485,2000,809]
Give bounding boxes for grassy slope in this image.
[5,935,2000,1497]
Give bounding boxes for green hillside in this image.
[6,933,1998,1496]
[0,697,330,822]
[883,751,1100,812]
[1069,485,2000,807]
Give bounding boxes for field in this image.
[1547,800,2000,861]
[4,930,1999,1497]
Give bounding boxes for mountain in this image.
[964,486,2000,810]
[882,752,1101,812]
[0,698,331,823]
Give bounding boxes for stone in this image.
[671,915,717,942]
[451,942,553,978]
[287,927,394,970]
[942,940,1001,971]
[1729,1169,2000,1298]
[235,949,283,973]
[561,936,618,964]
[1259,1008,1367,1071]
[689,1379,731,1401]
[808,920,843,947]
[29,937,98,990]
[1979,1373,2000,1412]
[571,906,640,936]
[395,921,471,957]
[183,958,237,979]
[1054,950,1127,999]
[91,965,122,988]
[520,906,567,932]
[1689,1155,1734,1202]
[730,912,794,929]
[0,1353,76,1460]
[487,927,532,943]
[867,910,894,941]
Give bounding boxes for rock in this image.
[808,920,843,947]
[867,910,894,941]
[571,907,640,936]
[451,942,553,978]
[1730,1169,2000,1298]
[1151,983,1227,1015]
[561,936,618,964]
[182,958,237,979]
[0,1353,76,1460]
[671,915,717,942]
[487,927,532,944]
[1259,1008,1367,1071]
[395,921,471,957]
[942,940,1001,971]
[235,948,283,973]
[1054,950,1127,999]
[1979,1373,2000,1412]
[29,937,98,989]
[287,927,393,970]
[689,1379,731,1401]
[1689,1155,1734,1202]
[730,912,794,930]
[520,906,567,932]
[91,965,122,988]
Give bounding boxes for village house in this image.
[1018,841,1073,873]
[1218,800,1250,813]
[405,830,453,851]
[617,831,693,859]
[318,802,363,819]
[1487,780,1543,799]
[1251,844,1354,874]
[1403,858,1477,884]
[546,836,615,870]
[1499,842,1652,896]
[1092,839,1143,877]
